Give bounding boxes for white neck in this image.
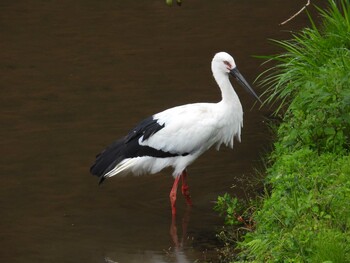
[213,70,240,104]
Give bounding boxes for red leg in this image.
[181,170,192,206]
[170,175,181,215]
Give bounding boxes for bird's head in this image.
[211,52,237,74]
[212,52,261,103]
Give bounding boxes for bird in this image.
[90,52,261,215]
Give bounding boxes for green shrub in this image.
[274,51,350,155]
[215,193,244,226]
[215,1,350,262]
[239,151,350,262]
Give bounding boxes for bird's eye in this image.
[223,61,232,69]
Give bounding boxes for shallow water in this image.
[1,1,314,262]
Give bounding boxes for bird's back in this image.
[146,101,242,155]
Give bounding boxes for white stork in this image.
[90,52,260,215]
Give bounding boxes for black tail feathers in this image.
[98,175,106,185]
[90,139,125,182]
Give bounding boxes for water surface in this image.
[0,1,313,262]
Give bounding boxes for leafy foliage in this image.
[216,1,350,262]
[240,151,350,262]
[215,193,244,226]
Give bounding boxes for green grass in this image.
[240,151,350,262]
[215,1,350,262]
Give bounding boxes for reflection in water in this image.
[103,208,192,263]
[170,209,191,249]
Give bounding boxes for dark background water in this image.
[0,1,317,262]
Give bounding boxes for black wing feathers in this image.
[125,116,165,143]
[90,116,177,182]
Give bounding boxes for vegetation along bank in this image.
[215,0,350,262]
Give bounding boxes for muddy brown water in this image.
[1,1,316,262]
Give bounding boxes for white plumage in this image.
[90,51,260,215]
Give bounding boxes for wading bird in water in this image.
[90,52,261,215]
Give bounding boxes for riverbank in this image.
[216,1,350,261]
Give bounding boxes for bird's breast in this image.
[214,101,243,148]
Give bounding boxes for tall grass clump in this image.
[215,1,350,262]
[261,0,350,156]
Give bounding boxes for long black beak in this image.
[230,67,261,103]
